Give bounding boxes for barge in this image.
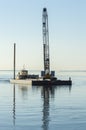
[10,78,72,86]
[32,79,72,86]
[10,8,72,86]
[10,69,72,86]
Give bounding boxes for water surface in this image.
[0,70,86,130]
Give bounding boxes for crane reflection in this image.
[41,86,55,130]
[41,85,71,130]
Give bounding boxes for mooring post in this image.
[14,43,16,79]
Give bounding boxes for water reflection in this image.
[41,85,72,130]
[12,84,71,128]
[69,85,72,92]
[13,84,16,126]
[56,85,72,93]
[18,85,29,100]
[41,86,50,130]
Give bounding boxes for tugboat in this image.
[10,67,39,85]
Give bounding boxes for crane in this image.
[42,8,50,79]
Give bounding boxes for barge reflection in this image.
[41,85,71,130]
[13,84,71,128]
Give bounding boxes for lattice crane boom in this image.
[42,8,50,77]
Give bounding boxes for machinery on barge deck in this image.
[16,69,39,80]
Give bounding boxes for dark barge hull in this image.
[32,80,72,86]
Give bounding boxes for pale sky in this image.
[0,0,86,70]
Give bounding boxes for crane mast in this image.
[42,8,50,78]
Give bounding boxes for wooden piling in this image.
[14,43,16,79]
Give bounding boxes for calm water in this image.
[0,70,86,130]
